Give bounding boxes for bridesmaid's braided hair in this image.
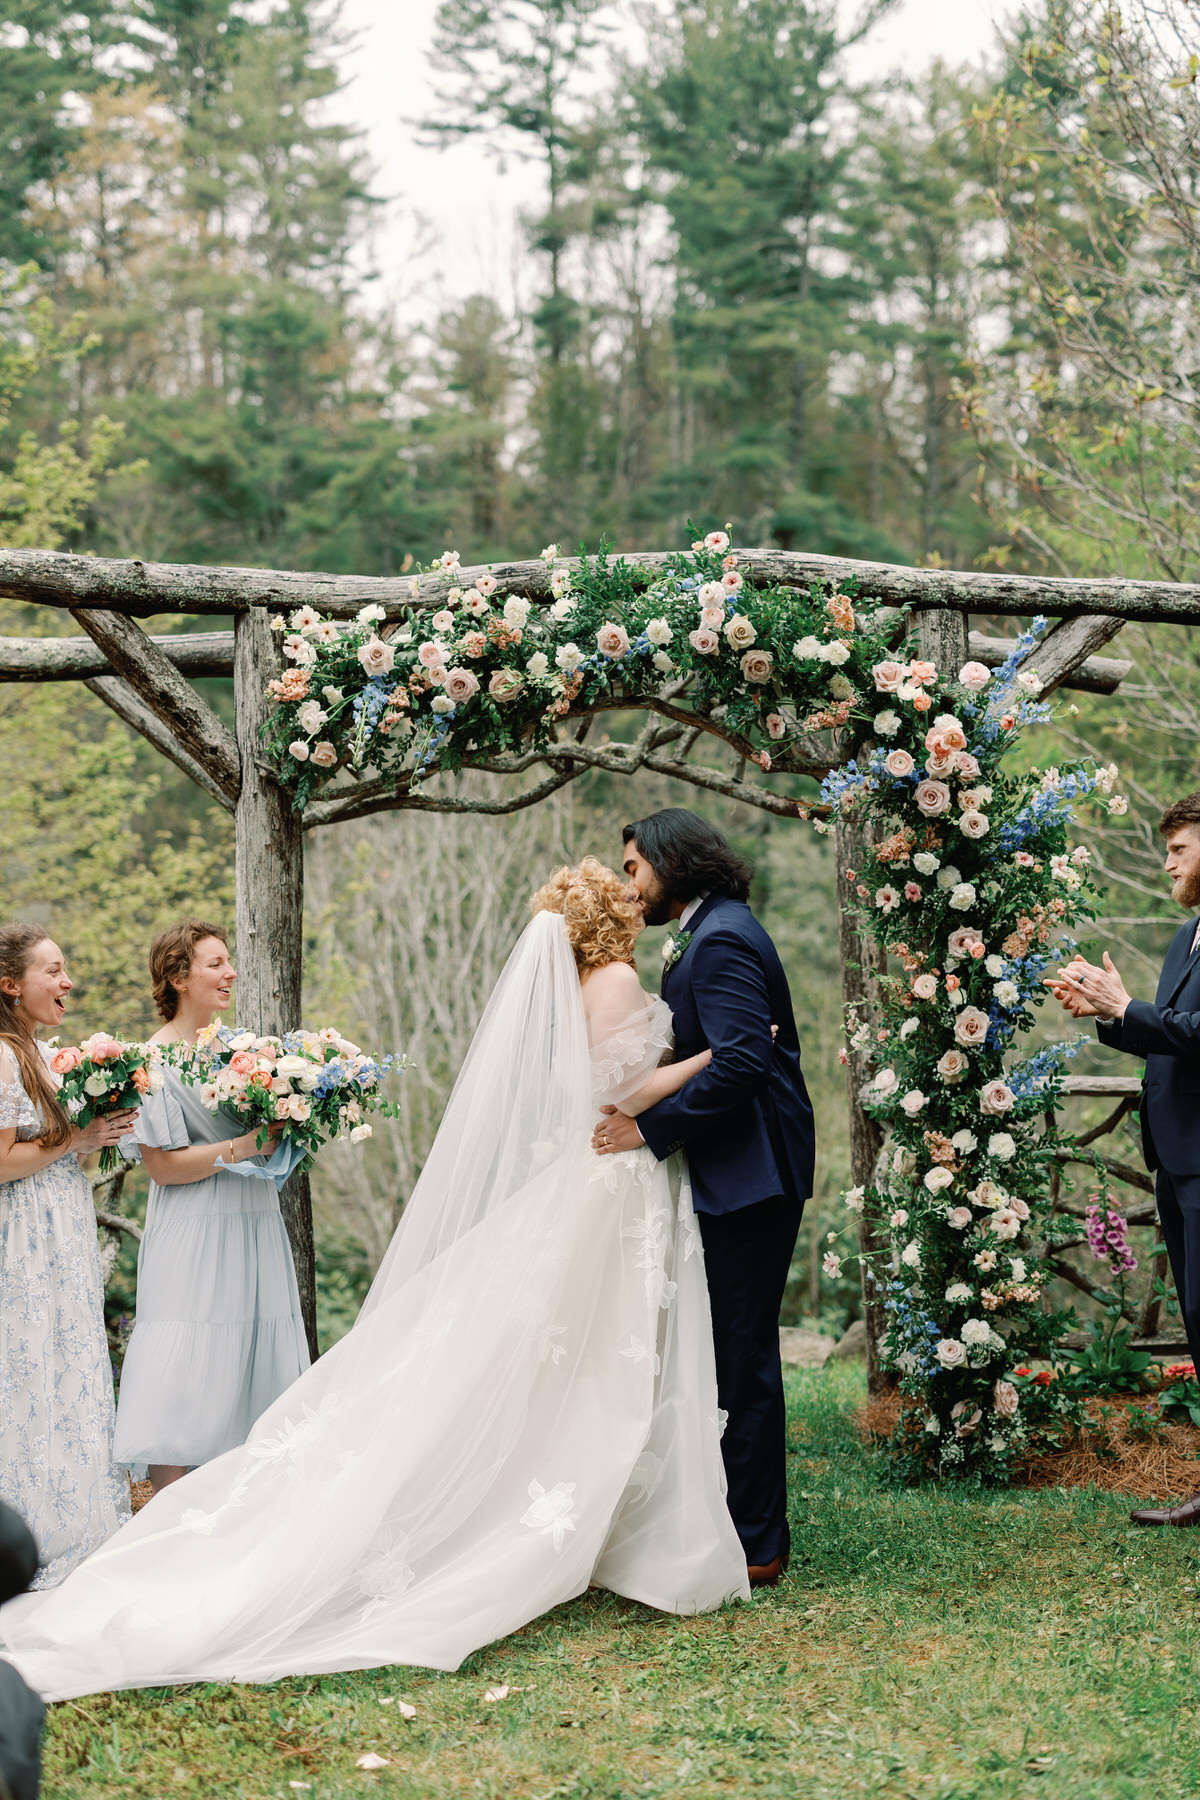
[0,922,73,1149]
[150,919,228,1022]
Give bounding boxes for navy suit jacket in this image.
[1096,914,1200,1174]
[636,894,815,1216]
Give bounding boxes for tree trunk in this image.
[835,812,893,1397]
[233,607,318,1359]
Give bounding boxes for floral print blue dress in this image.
[0,1041,129,1588]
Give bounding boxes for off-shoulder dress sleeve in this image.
[131,1075,191,1152]
[0,1043,40,1133]
[587,980,675,1109]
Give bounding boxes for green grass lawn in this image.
[41,1363,1200,1800]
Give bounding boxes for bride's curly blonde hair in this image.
[530,858,642,974]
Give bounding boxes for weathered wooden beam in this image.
[4,544,1200,624]
[1013,613,1129,698]
[1060,1075,1144,1097]
[85,676,236,814]
[71,608,241,803]
[0,630,233,681]
[968,632,1132,695]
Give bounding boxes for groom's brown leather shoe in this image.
[1130,1489,1200,1527]
[747,1555,784,1587]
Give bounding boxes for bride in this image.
[0,859,748,1700]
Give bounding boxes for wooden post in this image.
[233,607,318,1359]
[835,813,893,1396]
[914,605,969,674]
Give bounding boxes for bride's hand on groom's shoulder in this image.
[592,1105,644,1155]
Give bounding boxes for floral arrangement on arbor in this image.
[174,1024,406,1170]
[821,626,1127,1483]
[259,534,898,809]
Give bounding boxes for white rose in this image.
[652,651,675,673]
[984,954,1004,978]
[901,1240,921,1267]
[994,980,1021,1009]
[936,865,962,890]
[525,652,550,678]
[555,643,584,672]
[550,597,576,621]
[645,618,673,646]
[913,852,940,875]
[961,1318,992,1348]
[900,1088,927,1116]
[431,694,454,714]
[948,883,977,911]
[924,1165,954,1193]
[349,1123,373,1144]
[874,710,902,738]
[822,639,852,666]
[793,636,823,660]
[871,1067,899,1097]
[503,596,532,628]
[989,1132,1016,1162]
[946,1282,973,1303]
[937,1339,967,1369]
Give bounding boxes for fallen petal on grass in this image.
[483,1685,510,1702]
[397,1701,417,1719]
[355,1752,391,1770]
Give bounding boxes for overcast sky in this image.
[335,0,1022,321]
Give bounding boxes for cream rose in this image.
[357,637,396,678]
[645,617,673,646]
[900,1088,927,1116]
[959,810,989,839]
[689,627,720,656]
[444,667,480,704]
[980,1080,1016,1116]
[993,1380,1019,1419]
[872,660,905,692]
[954,1006,991,1048]
[724,614,756,650]
[936,1048,969,1083]
[871,1067,899,1098]
[936,1338,967,1369]
[914,780,951,816]
[946,1206,972,1229]
[595,622,630,659]
[310,740,338,768]
[488,668,525,703]
[947,926,985,959]
[740,649,774,684]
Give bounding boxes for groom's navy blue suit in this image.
[1097,915,1200,1373]
[637,894,814,1566]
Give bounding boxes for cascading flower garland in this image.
[258,534,899,808]
[260,536,1131,1485]
[822,626,1127,1483]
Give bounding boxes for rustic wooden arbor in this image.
[4,542,1196,1367]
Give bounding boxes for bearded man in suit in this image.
[1048,793,1200,1528]
[592,809,815,1585]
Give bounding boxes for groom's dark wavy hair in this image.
[622,809,754,904]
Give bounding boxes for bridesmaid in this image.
[0,922,135,1586]
[112,919,310,1494]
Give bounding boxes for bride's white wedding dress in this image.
[0,913,748,1700]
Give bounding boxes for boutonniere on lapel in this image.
[662,929,693,972]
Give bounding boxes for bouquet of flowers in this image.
[51,1034,166,1172]
[175,1024,406,1172]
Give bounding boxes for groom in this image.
[593,808,814,1585]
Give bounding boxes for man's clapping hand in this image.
[1044,951,1132,1020]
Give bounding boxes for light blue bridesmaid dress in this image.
[112,1068,310,1472]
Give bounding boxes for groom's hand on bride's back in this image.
[592,1106,644,1155]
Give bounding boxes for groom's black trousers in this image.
[698,1192,804,1567]
[1153,1169,1200,1375]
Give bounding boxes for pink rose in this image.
[740,649,774,683]
[914,780,951,816]
[913,693,933,712]
[912,973,938,1000]
[596,622,631,659]
[925,750,956,777]
[980,1080,1016,1116]
[310,740,337,768]
[699,606,725,630]
[1009,1196,1030,1221]
[954,1007,991,1048]
[689,627,720,656]
[993,1380,1019,1418]
[873,660,904,693]
[959,810,989,840]
[947,927,985,959]
[488,668,524,703]
[766,713,786,740]
[444,666,480,704]
[417,640,445,671]
[947,1207,973,1229]
[460,631,487,658]
[937,1048,969,1083]
[885,749,915,778]
[50,1046,82,1074]
[909,659,937,685]
[958,661,992,691]
[955,753,981,778]
[357,637,396,678]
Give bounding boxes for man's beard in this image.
[1174,867,1200,908]
[639,876,675,927]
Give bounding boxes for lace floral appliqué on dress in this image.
[0,1044,128,1587]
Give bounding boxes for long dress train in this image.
[0,914,747,1699]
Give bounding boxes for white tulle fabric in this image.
[0,914,747,1700]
